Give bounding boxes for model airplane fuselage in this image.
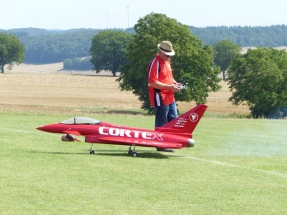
[36,104,207,156]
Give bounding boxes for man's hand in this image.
[149,82,182,92]
[171,83,183,92]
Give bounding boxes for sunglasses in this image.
[160,50,171,58]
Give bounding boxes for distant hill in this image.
[189,25,287,46]
[1,25,286,64]
[0,27,124,37]
[0,27,102,36]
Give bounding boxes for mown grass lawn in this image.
[1,113,287,215]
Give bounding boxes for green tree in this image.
[117,13,221,112]
[227,47,287,118]
[0,33,25,73]
[213,40,241,80]
[90,30,132,76]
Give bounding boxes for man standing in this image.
[148,41,182,128]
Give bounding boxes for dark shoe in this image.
[157,148,174,152]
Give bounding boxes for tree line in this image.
[1,25,286,65]
[190,25,287,46]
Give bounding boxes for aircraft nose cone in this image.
[36,126,47,131]
[188,138,194,147]
[36,126,43,130]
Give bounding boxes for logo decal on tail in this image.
[189,113,198,122]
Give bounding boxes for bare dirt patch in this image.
[1,63,249,115]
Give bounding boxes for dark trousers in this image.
[155,102,178,127]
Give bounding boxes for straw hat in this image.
[157,41,175,56]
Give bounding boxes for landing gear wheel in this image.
[128,149,134,155]
[90,150,95,154]
[128,145,137,157]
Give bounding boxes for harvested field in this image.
[1,63,249,115]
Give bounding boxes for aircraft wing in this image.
[98,137,182,149]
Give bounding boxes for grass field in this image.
[0,64,287,214]
[1,114,287,214]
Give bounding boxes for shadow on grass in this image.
[33,149,172,159]
[95,150,171,159]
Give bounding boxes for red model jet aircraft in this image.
[36,104,207,157]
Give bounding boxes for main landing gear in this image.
[128,145,137,157]
[90,150,95,154]
[89,144,138,157]
[89,144,95,154]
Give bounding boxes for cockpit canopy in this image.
[60,117,101,125]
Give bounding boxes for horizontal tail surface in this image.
[155,104,207,134]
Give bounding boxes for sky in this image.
[1,0,286,30]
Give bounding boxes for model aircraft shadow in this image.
[94,150,171,159]
[31,151,88,155]
[35,150,172,159]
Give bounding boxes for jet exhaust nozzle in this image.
[188,138,194,147]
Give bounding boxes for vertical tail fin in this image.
[155,104,207,134]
